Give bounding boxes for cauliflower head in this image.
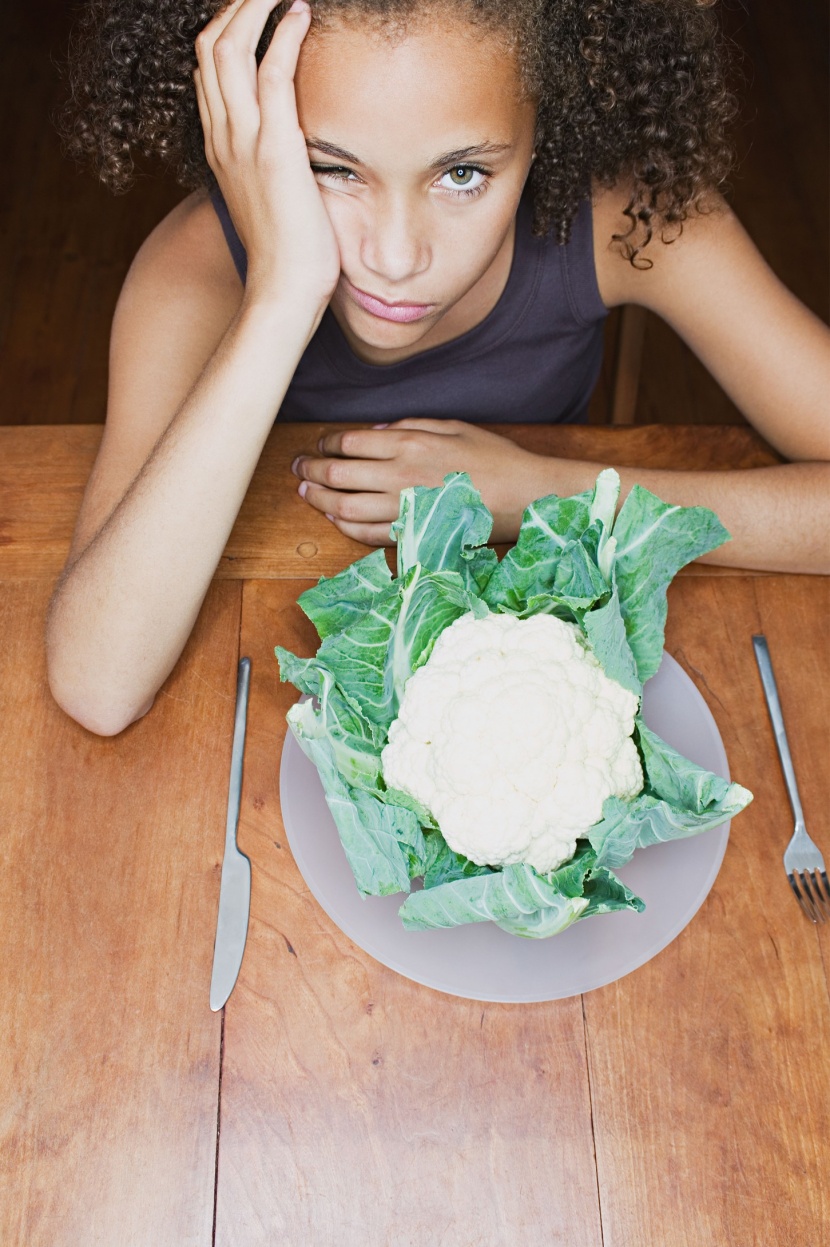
[381,611,643,874]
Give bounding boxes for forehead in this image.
[295,17,532,155]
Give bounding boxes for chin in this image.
[342,306,442,351]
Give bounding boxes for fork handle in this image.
[752,635,805,826]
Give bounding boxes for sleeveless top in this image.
[209,183,608,424]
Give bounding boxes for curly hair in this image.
[55,0,739,264]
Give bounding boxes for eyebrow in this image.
[305,139,512,169]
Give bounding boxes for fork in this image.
[753,635,829,924]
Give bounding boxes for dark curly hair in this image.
[55,0,739,265]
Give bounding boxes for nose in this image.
[359,193,431,288]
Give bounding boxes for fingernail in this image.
[291,456,301,475]
[372,423,389,430]
[325,513,335,522]
[298,481,309,499]
[288,0,309,12]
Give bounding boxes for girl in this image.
[47,0,829,735]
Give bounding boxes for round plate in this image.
[279,652,731,1002]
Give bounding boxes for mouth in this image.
[344,279,436,324]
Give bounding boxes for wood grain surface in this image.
[0,580,242,1246]
[205,574,829,1245]
[214,580,603,1247]
[0,423,782,580]
[2,424,827,1245]
[584,575,830,1246]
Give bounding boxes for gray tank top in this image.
[209,183,607,424]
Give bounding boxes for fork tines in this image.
[787,869,830,924]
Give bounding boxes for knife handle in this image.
[225,657,251,849]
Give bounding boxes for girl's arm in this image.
[47,0,336,735]
[294,418,830,571]
[522,187,830,569]
[592,185,830,466]
[293,188,830,570]
[46,221,314,736]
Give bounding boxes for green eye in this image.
[438,166,487,194]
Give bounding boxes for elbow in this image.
[51,687,156,737]
[50,687,156,737]
[45,598,157,736]
[47,663,156,737]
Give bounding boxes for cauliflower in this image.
[381,611,643,874]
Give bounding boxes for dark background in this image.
[1,0,827,427]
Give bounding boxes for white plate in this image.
[279,652,731,1002]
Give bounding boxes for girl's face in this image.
[294,16,537,363]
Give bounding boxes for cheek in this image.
[430,196,521,288]
[316,193,359,254]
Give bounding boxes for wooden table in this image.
[1,424,828,1246]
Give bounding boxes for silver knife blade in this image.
[210,656,252,1012]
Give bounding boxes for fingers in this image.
[298,479,399,525]
[315,422,468,458]
[257,0,313,146]
[193,0,247,133]
[314,423,468,459]
[330,519,396,548]
[192,67,212,153]
[316,429,403,459]
[209,0,280,139]
[387,418,467,435]
[294,455,395,491]
[194,0,306,160]
[218,0,311,138]
[298,429,465,495]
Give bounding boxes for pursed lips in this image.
[344,278,436,323]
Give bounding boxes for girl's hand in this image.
[193,0,340,319]
[291,419,548,545]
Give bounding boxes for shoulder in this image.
[590,177,739,312]
[107,185,245,438]
[64,189,245,569]
[588,177,830,464]
[108,185,245,421]
[122,185,243,311]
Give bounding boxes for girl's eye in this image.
[310,165,358,183]
[311,162,490,196]
[437,166,488,196]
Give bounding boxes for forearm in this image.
[47,297,315,734]
[520,455,830,574]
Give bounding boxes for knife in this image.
[210,656,252,1012]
